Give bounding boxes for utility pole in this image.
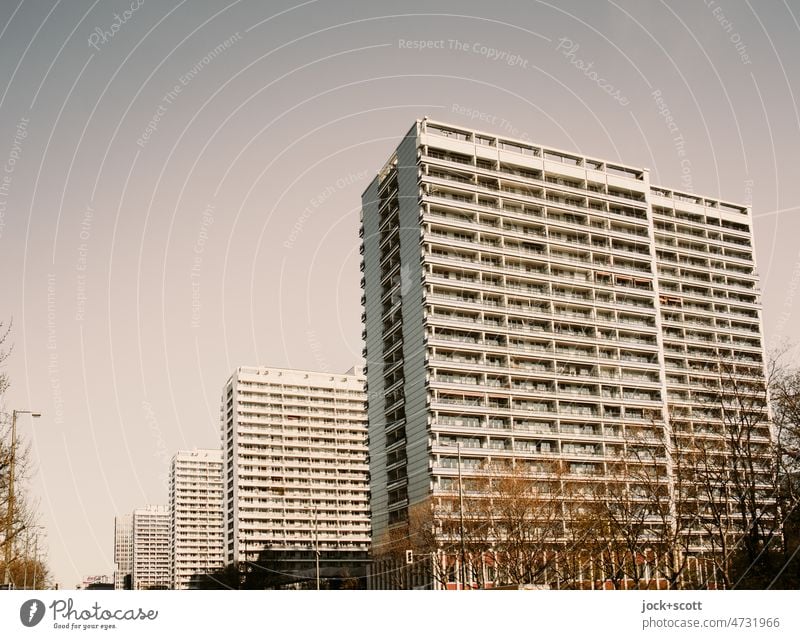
[457,442,468,590]
[3,409,41,587]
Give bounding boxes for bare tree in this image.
[553,490,604,589]
[676,356,778,588]
[474,460,566,588]
[0,319,10,399]
[371,461,573,589]
[765,349,800,587]
[586,450,672,589]
[371,349,800,590]
[1,318,49,588]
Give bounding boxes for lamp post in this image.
[3,409,41,587]
[457,443,468,590]
[310,505,320,590]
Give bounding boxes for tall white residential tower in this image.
[361,118,770,587]
[131,505,170,590]
[222,366,370,584]
[169,449,225,589]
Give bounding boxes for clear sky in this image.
[0,0,799,588]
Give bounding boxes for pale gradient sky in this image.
[0,0,799,588]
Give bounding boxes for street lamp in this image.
[457,442,468,590]
[3,409,41,587]
[308,505,320,590]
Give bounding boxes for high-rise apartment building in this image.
[361,118,769,587]
[131,505,170,590]
[222,366,370,584]
[113,514,133,590]
[169,449,225,589]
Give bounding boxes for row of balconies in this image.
[428,397,656,420]
[435,416,663,442]
[234,438,367,453]
[657,282,758,308]
[424,202,649,244]
[235,416,366,430]
[432,363,662,389]
[426,224,652,265]
[658,271,757,295]
[431,309,652,339]
[236,499,368,510]
[661,334,762,353]
[441,383,661,402]
[235,385,365,400]
[656,236,754,264]
[664,361,761,376]
[235,383,363,398]
[662,323,761,343]
[654,223,752,251]
[427,291,657,331]
[433,402,661,431]
[427,292,656,327]
[237,458,367,475]
[237,459,368,473]
[660,312,759,332]
[426,348,660,372]
[666,379,765,395]
[430,379,664,406]
[651,206,750,236]
[656,249,752,274]
[427,333,658,357]
[430,391,661,414]
[237,432,367,448]
[236,514,369,525]
[425,269,656,308]
[660,260,756,282]
[236,519,370,531]
[426,246,652,283]
[662,295,759,318]
[673,430,772,444]
[235,468,367,481]
[237,400,366,416]
[661,328,760,347]
[423,186,649,238]
[431,341,658,363]
[427,311,655,340]
[233,426,366,440]
[235,435,366,449]
[431,463,641,486]
[234,406,364,422]
[656,247,754,273]
[235,500,371,515]
[431,443,663,466]
[421,153,648,211]
[235,395,365,411]
[236,463,367,478]
[661,289,757,315]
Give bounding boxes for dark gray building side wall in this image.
[363,123,427,548]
